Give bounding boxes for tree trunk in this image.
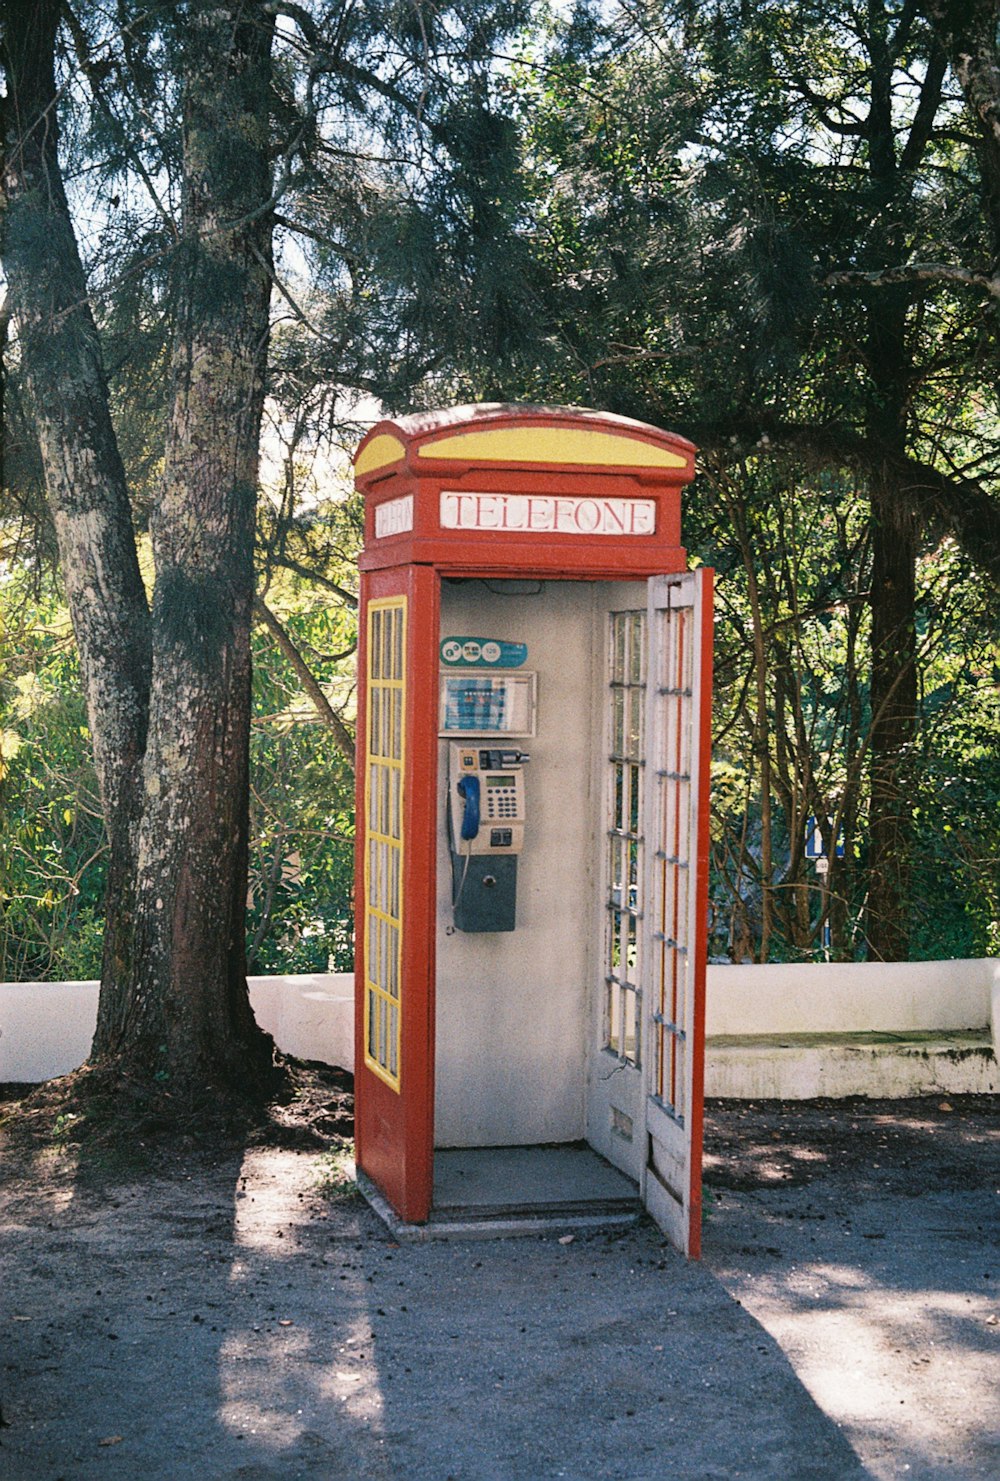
[92,4,277,1087]
[1,0,151,1003]
[922,0,1000,264]
[866,476,918,960]
[863,9,920,960]
[2,0,276,1092]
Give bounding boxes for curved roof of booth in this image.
[354,403,695,481]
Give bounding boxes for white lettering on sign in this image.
[439,491,656,537]
[375,494,414,538]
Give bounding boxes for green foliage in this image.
[434,0,1000,963]
[0,556,359,982]
[0,573,107,981]
[909,566,1000,959]
[700,465,999,962]
[248,585,358,975]
[4,0,998,977]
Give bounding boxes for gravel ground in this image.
[1,1083,997,1481]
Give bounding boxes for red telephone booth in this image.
[353,404,713,1255]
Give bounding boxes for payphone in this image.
[447,742,530,932]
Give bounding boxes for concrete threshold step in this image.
[357,1143,643,1243]
[428,1195,640,1223]
[357,1172,641,1243]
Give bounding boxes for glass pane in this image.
[387,922,399,997]
[608,836,624,908]
[388,1004,399,1075]
[390,846,400,917]
[381,613,392,683]
[612,616,626,680]
[369,688,381,756]
[604,611,646,1068]
[623,987,638,1062]
[380,766,391,838]
[390,767,401,840]
[628,687,643,754]
[629,615,643,684]
[368,763,379,832]
[370,610,381,681]
[628,836,639,892]
[609,908,623,970]
[368,839,379,911]
[380,842,391,914]
[392,607,403,679]
[626,911,638,981]
[609,981,623,1057]
[612,690,624,756]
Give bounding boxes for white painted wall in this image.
[0,974,355,1084]
[0,981,99,1082]
[704,958,995,1037]
[3,963,997,1097]
[704,1033,999,1099]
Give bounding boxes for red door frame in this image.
[353,564,440,1224]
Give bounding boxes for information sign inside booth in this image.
[440,636,528,668]
[438,671,536,736]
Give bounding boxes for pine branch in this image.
[787,73,870,136]
[266,553,358,609]
[62,3,177,236]
[899,42,948,171]
[253,598,355,761]
[691,420,1000,574]
[823,262,1000,299]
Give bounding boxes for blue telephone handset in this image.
[456,774,481,840]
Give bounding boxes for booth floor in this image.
[359,1142,642,1240]
[432,1143,640,1219]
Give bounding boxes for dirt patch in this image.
[703,1094,999,1192]
[1,1084,998,1480]
[0,1056,352,1164]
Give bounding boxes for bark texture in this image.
[95,4,277,1085]
[2,0,277,1091]
[859,12,926,960]
[1,0,151,1000]
[923,0,1000,264]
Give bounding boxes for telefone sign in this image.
[440,490,657,537]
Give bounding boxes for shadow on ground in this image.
[702,1097,1000,1481]
[1,1085,997,1479]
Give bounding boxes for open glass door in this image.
[640,569,713,1256]
[587,607,647,1186]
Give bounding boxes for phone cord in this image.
[452,841,472,915]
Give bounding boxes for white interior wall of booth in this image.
[434,577,646,1149]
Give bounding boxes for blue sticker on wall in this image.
[440,637,528,668]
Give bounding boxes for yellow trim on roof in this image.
[356,433,406,476]
[416,425,687,469]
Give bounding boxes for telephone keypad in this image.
[484,771,519,823]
